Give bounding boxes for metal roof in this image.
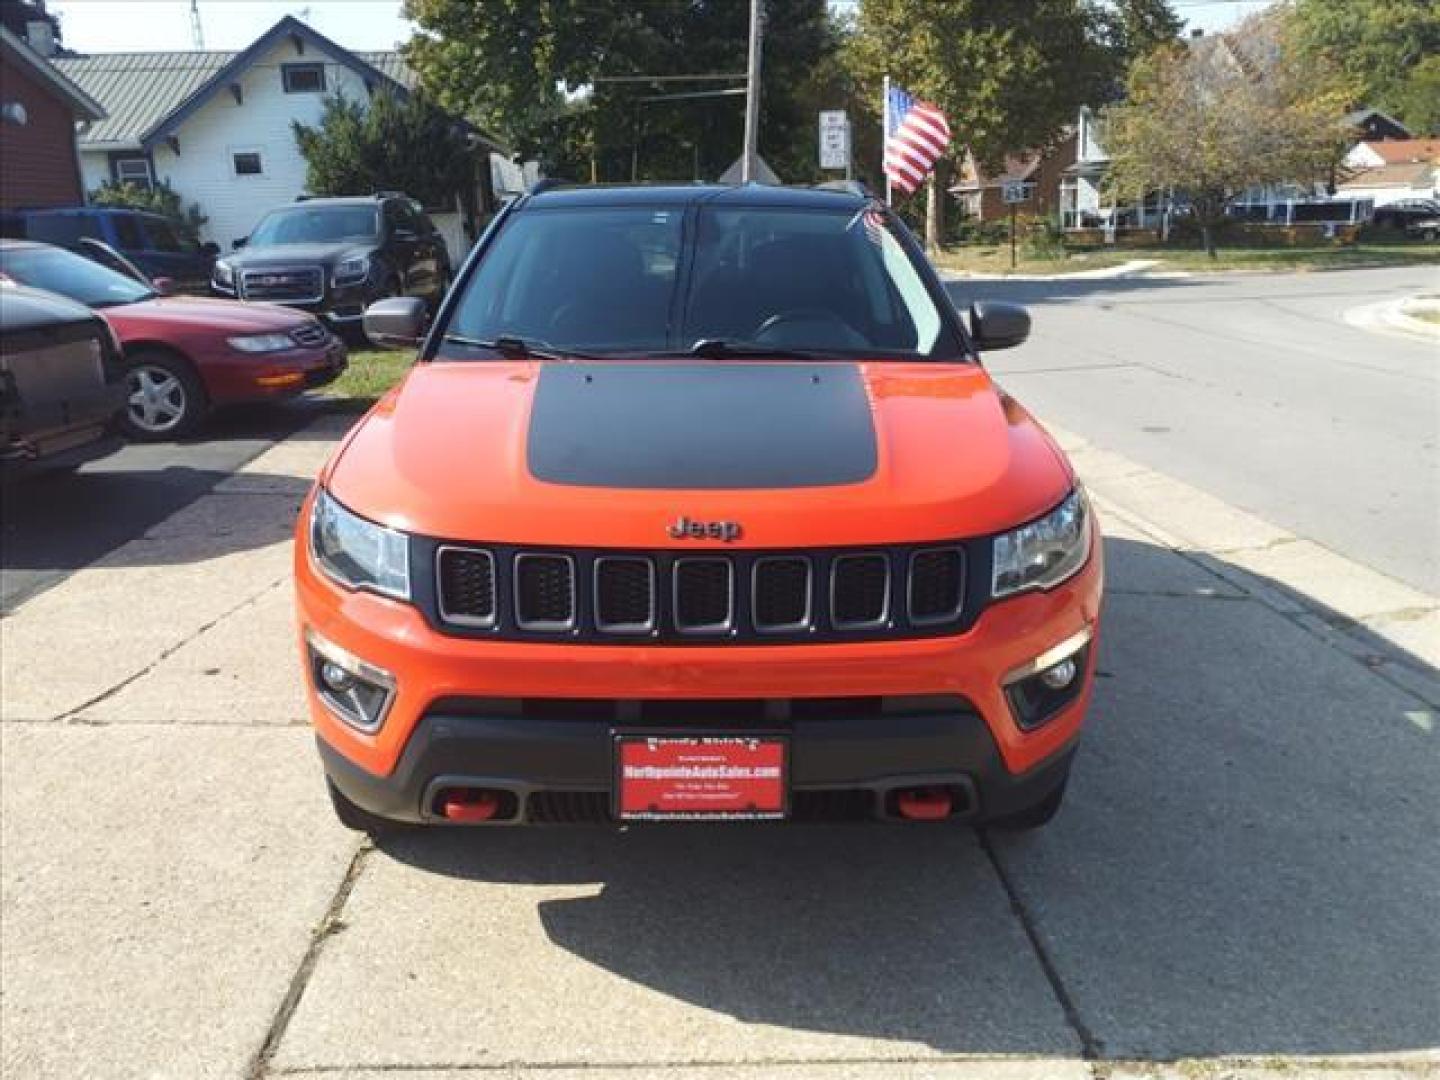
[53,40,416,150]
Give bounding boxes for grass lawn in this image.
[936,240,1440,277]
[324,346,415,404]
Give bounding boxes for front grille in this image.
[239,266,324,303]
[290,322,329,348]
[432,543,973,644]
[514,554,576,630]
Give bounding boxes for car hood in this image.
[327,360,1074,548]
[103,296,312,333]
[225,243,372,268]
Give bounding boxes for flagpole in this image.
[882,75,892,206]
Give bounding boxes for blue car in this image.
[0,207,218,294]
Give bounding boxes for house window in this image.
[232,151,264,177]
[282,63,326,94]
[114,156,152,190]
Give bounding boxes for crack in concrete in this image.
[51,574,289,725]
[248,841,373,1080]
[977,828,1103,1061]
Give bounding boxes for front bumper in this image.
[296,509,1104,825]
[201,338,348,404]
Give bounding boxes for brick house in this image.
[0,25,104,210]
[950,134,1079,224]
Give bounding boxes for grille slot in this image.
[832,554,890,627]
[514,554,576,631]
[436,547,496,627]
[908,547,965,624]
[673,558,733,633]
[752,557,811,631]
[594,557,655,634]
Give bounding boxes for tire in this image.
[326,777,409,837]
[122,350,206,440]
[988,775,1069,831]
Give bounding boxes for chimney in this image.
[25,19,57,57]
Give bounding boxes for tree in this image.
[88,179,207,244]
[847,0,1119,251]
[401,0,838,183]
[292,90,477,209]
[1292,0,1440,134]
[1089,0,1185,99]
[1104,12,1353,257]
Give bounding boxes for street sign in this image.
[819,110,849,171]
[1001,180,1033,204]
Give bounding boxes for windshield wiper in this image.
[440,334,607,362]
[680,338,832,362]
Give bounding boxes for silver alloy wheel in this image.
[126,364,188,435]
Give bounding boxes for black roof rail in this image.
[814,180,873,198]
[372,190,409,200]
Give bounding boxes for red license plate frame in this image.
[614,733,788,821]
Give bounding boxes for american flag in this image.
[884,85,952,197]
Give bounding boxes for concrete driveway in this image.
[2,274,1437,1079]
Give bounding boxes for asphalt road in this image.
[0,399,340,612]
[947,265,1440,595]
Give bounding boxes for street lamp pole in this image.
[741,0,763,182]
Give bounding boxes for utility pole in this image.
[741,0,763,182]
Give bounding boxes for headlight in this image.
[992,488,1091,598]
[227,332,295,353]
[212,259,233,287]
[310,488,411,600]
[333,255,369,286]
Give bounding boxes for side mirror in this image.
[200,241,220,259]
[362,296,427,347]
[232,236,248,250]
[969,301,1030,352]
[150,276,177,297]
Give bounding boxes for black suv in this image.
[212,193,451,336]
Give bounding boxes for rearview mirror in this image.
[150,276,176,296]
[969,301,1030,352]
[362,296,427,347]
[232,236,248,250]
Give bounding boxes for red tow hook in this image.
[896,787,953,821]
[440,788,503,823]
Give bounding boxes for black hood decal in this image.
[526,363,878,489]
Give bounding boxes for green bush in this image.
[88,180,208,244]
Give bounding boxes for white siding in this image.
[1343,143,1387,169]
[151,37,375,249]
[78,149,110,193]
[1336,181,1439,207]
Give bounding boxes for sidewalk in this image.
[2,412,1436,1080]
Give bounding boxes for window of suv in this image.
[24,213,101,248]
[248,205,379,246]
[139,216,196,254]
[442,201,956,359]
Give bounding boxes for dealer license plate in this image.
[615,734,787,821]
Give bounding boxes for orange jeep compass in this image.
[295,183,1103,832]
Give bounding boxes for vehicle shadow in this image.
[0,399,350,610]
[374,533,1440,1061]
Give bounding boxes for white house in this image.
[1338,139,1440,207]
[54,16,517,259]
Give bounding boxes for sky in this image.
[48,0,1276,55]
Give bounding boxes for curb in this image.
[1342,294,1440,342]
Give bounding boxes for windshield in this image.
[442,202,955,359]
[0,245,153,308]
[248,206,378,246]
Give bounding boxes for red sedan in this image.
[0,240,347,439]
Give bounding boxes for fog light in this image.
[1003,627,1093,732]
[305,630,396,733]
[1039,658,1077,690]
[319,661,356,693]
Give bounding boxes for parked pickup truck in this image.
[1,283,126,476]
